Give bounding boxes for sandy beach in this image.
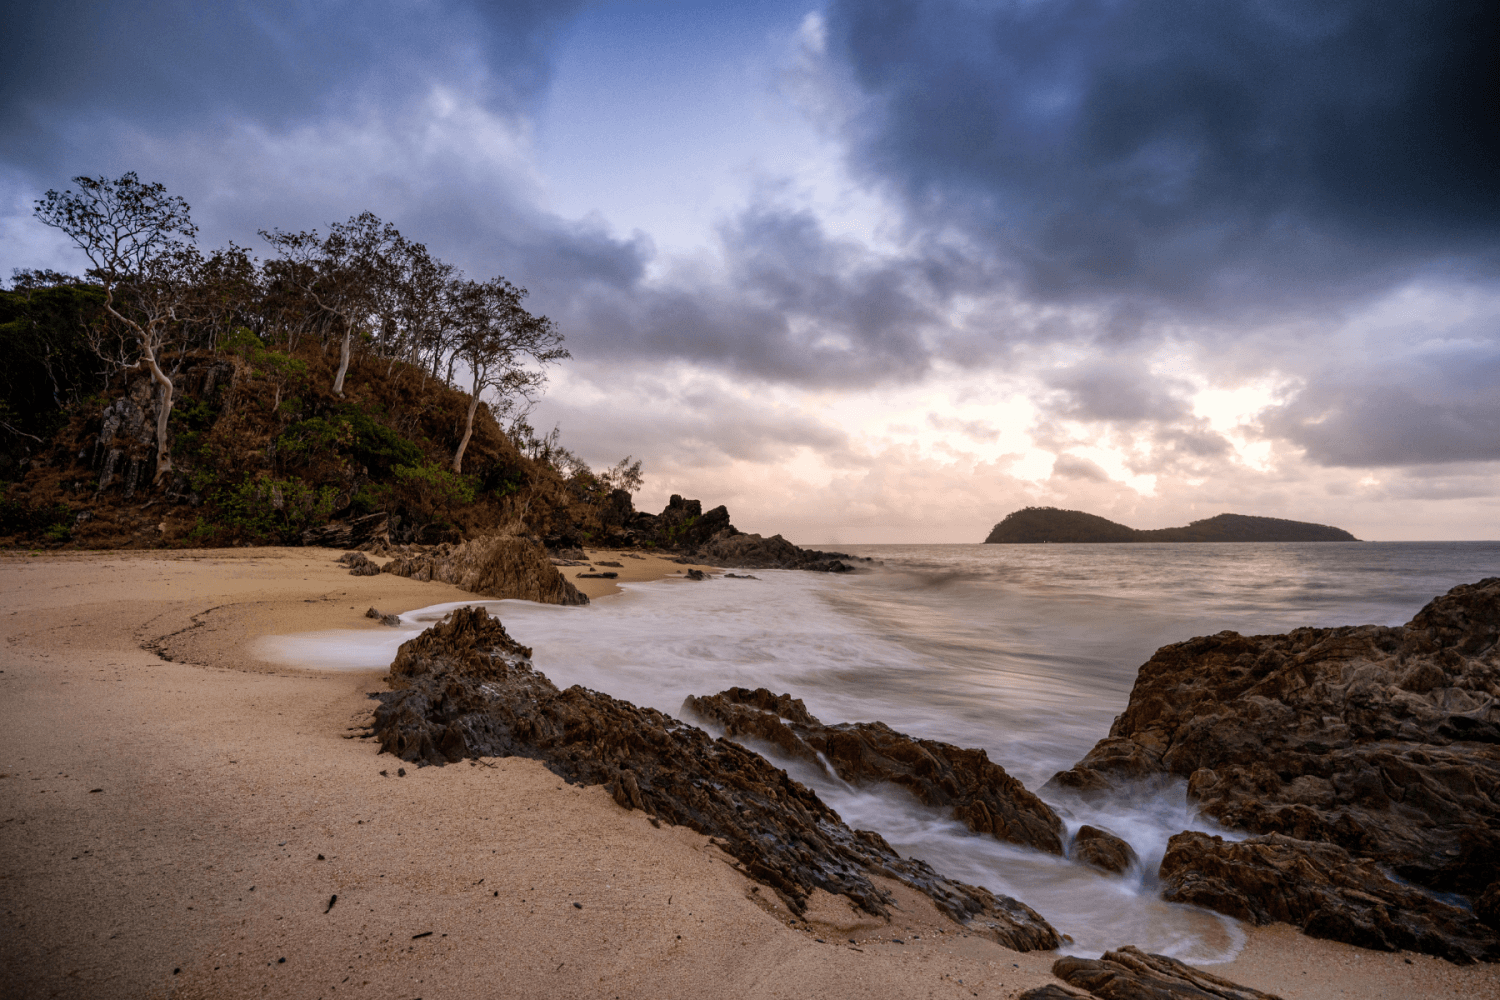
[1,548,1496,999]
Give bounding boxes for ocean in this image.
[263,541,1500,962]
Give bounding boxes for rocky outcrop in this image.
[1048,946,1282,1000]
[305,511,391,548]
[1070,825,1137,875]
[337,551,383,576]
[369,606,1059,950]
[1047,577,1500,959]
[1160,831,1499,963]
[604,494,860,572]
[695,529,855,572]
[681,687,1064,855]
[382,534,588,605]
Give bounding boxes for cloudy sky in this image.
[5,0,1497,541]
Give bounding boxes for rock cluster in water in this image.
[368,606,1059,950]
[682,686,1064,855]
[1047,577,1500,962]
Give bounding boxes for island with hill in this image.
[984,507,1359,544]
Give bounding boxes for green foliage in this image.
[0,282,109,480]
[212,475,338,544]
[392,462,477,509]
[0,488,73,539]
[277,408,422,474]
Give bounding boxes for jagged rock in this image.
[364,607,401,627]
[615,495,862,572]
[1071,825,1137,875]
[368,606,1060,950]
[339,551,383,576]
[1160,831,1500,964]
[1046,578,1500,955]
[1051,946,1282,1000]
[695,528,855,572]
[1018,987,1091,1000]
[304,512,391,548]
[681,687,1064,855]
[382,534,588,605]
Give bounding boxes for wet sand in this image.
[1,548,1495,999]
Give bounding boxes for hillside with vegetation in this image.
[984,507,1359,544]
[0,173,647,551]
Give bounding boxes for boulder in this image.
[1071,825,1138,875]
[682,686,1064,855]
[382,534,588,605]
[1051,945,1282,1000]
[1045,577,1500,955]
[369,606,1059,951]
[1159,831,1499,964]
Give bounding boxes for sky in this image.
[3,0,1497,542]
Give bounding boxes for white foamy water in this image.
[260,541,1500,962]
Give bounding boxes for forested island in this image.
[984,507,1359,544]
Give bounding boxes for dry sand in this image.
[0,548,1495,999]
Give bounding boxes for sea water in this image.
[261,541,1500,961]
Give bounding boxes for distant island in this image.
[984,507,1359,544]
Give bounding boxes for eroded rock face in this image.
[1160,832,1499,963]
[369,607,1059,951]
[382,535,588,605]
[303,511,390,548]
[1051,946,1282,1000]
[1046,578,1500,959]
[681,687,1064,856]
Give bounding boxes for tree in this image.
[448,277,568,473]
[260,212,404,396]
[34,173,198,484]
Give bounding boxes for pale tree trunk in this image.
[142,344,175,484]
[452,392,481,473]
[332,326,353,396]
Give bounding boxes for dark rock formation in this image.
[303,511,390,548]
[985,507,1357,544]
[364,607,401,627]
[1047,577,1500,959]
[610,494,861,572]
[1160,831,1499,963]
[369,607,1059,950]
[382,534,588,605]
[338,551,383,576]
[1017,987,1091,1000]
[681,687,1064,855]
[1070,825,1137,875]
[1050,946,1282,1000]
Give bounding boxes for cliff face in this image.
[984,507,1358,544]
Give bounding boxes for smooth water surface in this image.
[261,541,1499,961]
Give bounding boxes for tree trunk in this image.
[332,326,353,396]
[452,392,481,474]
[143,348,175,484]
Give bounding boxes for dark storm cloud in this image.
[824,0,1500,307]
[2,0,582,171]
[548,203,949,387]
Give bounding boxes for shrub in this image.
[212,475,338,543]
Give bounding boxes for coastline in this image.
[1,548,1495,998]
